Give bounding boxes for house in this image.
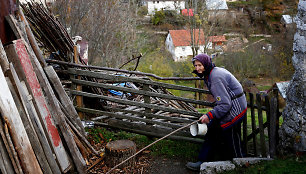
[165,29,227,62]
[182,9,193,16]
[165,29,205,62]
[207,35,227,50]
[142,0,186,15]
[206,0,228,18]
[281,15,294,29]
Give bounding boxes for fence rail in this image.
[67,67,281,158]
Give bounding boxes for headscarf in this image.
[192,54,216,78]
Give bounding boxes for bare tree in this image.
[185,0,223,56]
[52,0,140,68]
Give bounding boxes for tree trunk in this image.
[105,140,136,169]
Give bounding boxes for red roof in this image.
[182,9,193,16]
[169,29,205,47]
[208,35,227,43]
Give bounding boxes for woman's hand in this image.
[200,114,210,124]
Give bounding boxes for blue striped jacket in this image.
[204,67,247,129]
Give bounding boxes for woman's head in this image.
[192,54,215,77]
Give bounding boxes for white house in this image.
[143,0,186,15]
[165,29,227,62]
[206,0,228,18]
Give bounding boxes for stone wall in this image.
[278,0,306,155]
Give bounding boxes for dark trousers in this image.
[198,120,244,162]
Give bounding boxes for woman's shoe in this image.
[186,161,202,171]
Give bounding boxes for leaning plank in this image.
[0,118,20,174]
[0,117,15,174]
[17,9,47,67]
[9,64,62,174]
[28,46,86,173]
[6,77,53,174]
[0,66,42,174]
[44,66,85,136]
[0,40,9,73]
[4,39,71,172]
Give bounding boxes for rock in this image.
[233,157,273,167]
[200,161,235,174]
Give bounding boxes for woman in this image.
[186,54,247,171]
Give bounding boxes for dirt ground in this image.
[86,151,199,174]
[146,156,199,174]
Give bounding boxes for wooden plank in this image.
[0,118,21,174]
[71,78,214,106]
[38,73,86,174]
[4,39,71,172]
[0,40,9,74]
[17,9,47,67]
[0,65,42,173]
[105,119,204,143]
[0,119,15,174]
[9,63,62,174]
[256,93,267,157]
[78,107,191,130]
[3,123,23,174]
[71,90,201,118]
[44,66,85,137]
[29,51,85,172]
[249,93,258,156]
[68,68,211,94]
[102,106,193,123]
[6,77,53,174]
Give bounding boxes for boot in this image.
[186,161,202,171]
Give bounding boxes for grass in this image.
[86,127,201,160]
[222,155,306,174]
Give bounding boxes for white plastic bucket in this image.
[190,123,208,136]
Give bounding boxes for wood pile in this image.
[0,8,99,174]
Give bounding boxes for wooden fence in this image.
[67,67,281,158]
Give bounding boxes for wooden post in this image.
[265,95,271,157]
[249,93,258,156]
[269,97,278,158]
[195,80,200,108]
[243,93,248,155]
[143,84,151,114]
[256,93,267,157]
[74,45,84,119]
[0,65,42,174]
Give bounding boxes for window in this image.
[182,47,185,51]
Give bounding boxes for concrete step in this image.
[199,157,273,174]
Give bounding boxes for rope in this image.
[106,119,200,174]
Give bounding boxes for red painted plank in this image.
[14,39,70,171]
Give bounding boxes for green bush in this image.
[152,10,166,25]
[137,6,148,17]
